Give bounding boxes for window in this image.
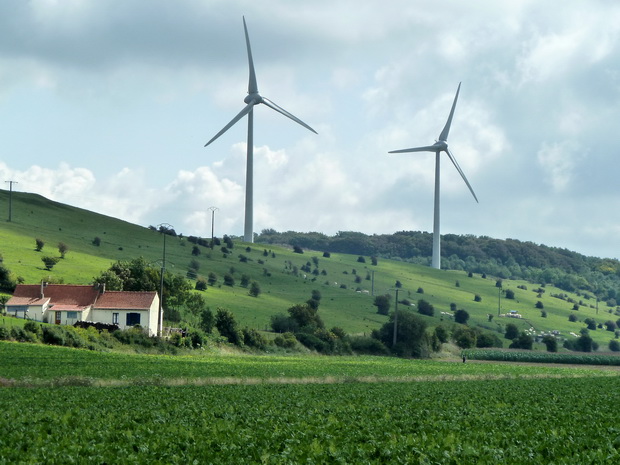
[67,311,78,319]
[126,313,141,326]
[112,313,119,325]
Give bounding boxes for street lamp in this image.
[157,223,173,337]
[208,206,218,249]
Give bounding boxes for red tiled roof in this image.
[11,284,100,306]
[5,296,49,306]
[94,291,157,310]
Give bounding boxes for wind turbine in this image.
[204,17,317,243]
[389,82,478,270]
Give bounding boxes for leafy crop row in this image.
[2,377,620,464]
[1,341,611,383]
[464,348,620,365]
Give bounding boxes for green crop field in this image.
[2,341,620,464]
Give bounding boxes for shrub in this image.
[542,335,558,352]
[474,294,482,302]
[509,332,533,350]
[215,308,243,345]
[568,313,578,322]
[453,327,477,349]
[417,299,434,317]
[505,323,519,340]
[609,339,620,352]
[273,332,297,349]
[242,327,267,350]
[454,309,470,325]
[349,336,389,355]
[195,278,207,291]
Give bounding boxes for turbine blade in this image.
[446,148,478,203]
[438,82,461,142]
[389,145,439,153]
[262,97,318,134]
[204,103,254,147]
[243,17,258,95]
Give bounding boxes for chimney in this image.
[40,281,47,298]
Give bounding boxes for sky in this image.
[1,0,620,260]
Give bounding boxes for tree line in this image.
[255,229,620,303]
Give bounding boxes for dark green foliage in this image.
[215,308,242,345]
[288,303,324,330]
[248,281,261,297]
[41,256,59,270]
[349,336,389,355]
[270,314,299,333]
[242,327,267,350]
[273,332,297,349]
[323,251,330,258]
[191,245,201,256]
[609,339,620,352]
[416,299,434,317]
[605,320,617,331]
[195,277,207,291]
[58,242,69,258]
[293,245,303,254]
[476,332,503,348]
[474,294,482,302]
[357,256,365,263]
[374,309,430,358]
[453,327,477,349]
[542,335,558,352]
[509,332,533,350]
[0,264,16,292]
[505,289,515,299]
[564,333,597,352]
[454,309,470,324]
[240,274,250,288]
[434,325,449,343]
[568,313,578,322]
[223,273,235,287]
[92,236,101,246]
[199,308,214,334]
[505,323,519,340]
[416,287,423,294]
[584,318,597,331]
[35,238,44,251]
[373,294,391,315]
[207,272,217,286]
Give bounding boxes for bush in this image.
[417,299,434,317]
[215,308,242,345]
[42,325,66,345]
[454,309,470,325]
[242,327,267,350]
[453,327,477,349]
[349,336,389,355]
[609,339,620,352]
[509,332,533,350]
[542,335,558,352]
[505,323,519,340]
[474,294,482,302]
[270,314,299,333]
[273,332,297,349]
[568,313,578,322]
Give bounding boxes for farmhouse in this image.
[5,283,159,335]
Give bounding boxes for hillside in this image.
[1,189,619,349]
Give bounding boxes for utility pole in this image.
[4,181,18,222]
[157,223,173,337]
[391,288,400,347]
[208,206,218,249]
[371,270,375,296]
[498,281,502,316]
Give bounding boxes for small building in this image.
[4,283,159,336]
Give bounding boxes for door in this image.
[55,311,61,325]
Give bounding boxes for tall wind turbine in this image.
[204,17,317,243]
[389,82,478,270]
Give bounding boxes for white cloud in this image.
[536,141,583,192]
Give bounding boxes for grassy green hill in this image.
[1,189,618,349]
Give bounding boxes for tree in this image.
[453,327,477,349]
[215,308,242,345]
[417,299,434,317]
[454,309,470,325]
[373,309,430,357]
[223,273,235,287]
[185,293,207,316]
[191,245,201,256]
[35,238,44,252]
[357,256,366,263]
[505,289,515,299]
[509,332,533,350]
[542,335,558,352]
[474,294,482,302]
[609,339,620,352]
[249,281,261,297]
[41,256,59,271]
[195,277,207,291]
[240,274,250,288]
[373,294,391,315]
[58,242,69,258]
[288,303,324,329]
[505,323,519,340]
[92,237,101,246]
[535,301,544,309]
[207,272,217,286]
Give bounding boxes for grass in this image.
[1,188,619,349]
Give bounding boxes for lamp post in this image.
[157,223,173,337]
[208,206,218,249]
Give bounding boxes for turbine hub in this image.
[244,93,263,105]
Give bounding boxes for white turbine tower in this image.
[204,17,317,243]
[389,82,478,270]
